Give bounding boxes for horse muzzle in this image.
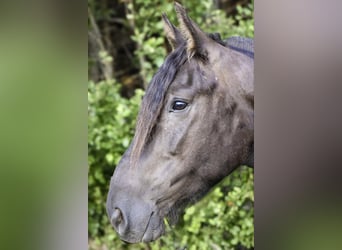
[107,191,165,243]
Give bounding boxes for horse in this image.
[106,2,254,243]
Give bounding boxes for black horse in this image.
[107,3,254,243]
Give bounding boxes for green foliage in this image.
[234,1,254,38]
[127,0,170,84]
[89,1,254,249]
[184,168,254,250]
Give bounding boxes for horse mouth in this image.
[141,212,165,243]
[118,212,165,243]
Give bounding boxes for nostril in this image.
[111,208,123,229]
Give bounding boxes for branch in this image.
[88,6,113,81]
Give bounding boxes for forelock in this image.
[130,46,188,165]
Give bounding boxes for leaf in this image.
[105,153,114,164]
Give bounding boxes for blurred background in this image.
[88,0,254,249]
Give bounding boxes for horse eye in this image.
[172,100,188,111]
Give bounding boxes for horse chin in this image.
[165,208,182,226]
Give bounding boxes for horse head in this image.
[106,2,254,243]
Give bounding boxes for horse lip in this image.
[141,211,154,242]
[141,211,165,242]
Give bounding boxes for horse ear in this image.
[174,2,212,59]
[162,13,183,50]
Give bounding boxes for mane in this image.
[130,45,188,165]
[209,33,254,59]
[226,36,254,59]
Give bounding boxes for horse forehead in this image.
[169,62,207,91]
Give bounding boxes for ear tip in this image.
[174,1,182,7]
[162,13,172,26]
[174,1,186,13]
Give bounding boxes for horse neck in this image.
[218,48,254,168]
